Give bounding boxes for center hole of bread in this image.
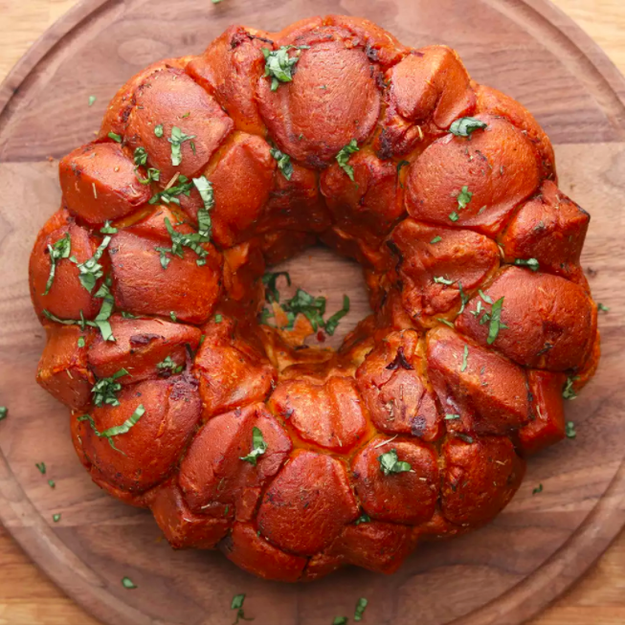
[268,245,371,349]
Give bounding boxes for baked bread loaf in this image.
[29,15,600,582]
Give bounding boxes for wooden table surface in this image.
[1,1,624,623]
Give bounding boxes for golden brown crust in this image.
[30,16,599,582]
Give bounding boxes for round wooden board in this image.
[1,0,625,623]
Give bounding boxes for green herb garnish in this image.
[456,185,473,209]
[52,513,61,522]
[262,271,291,303]
[325,295,350,336]
[135,167,160,185]
[192,176,214,239]
[168,126,196,167]
[486,297,505,345]
[100,221,117,234]
[262,46,308,90]
[562,377,578,400]
[445,414,461,420]
[108,132,122,143]
[91,369,128,406]
[0,407,7,421]
[149,174,194,205]
[215,314,223,323]
[270,147,293,180]
[156,356,183,375]
[88,96,96,107]
[433,276,454,285]
[48,479,55,488]
[449,117,488,137]
[78,404,145,453]
[170,311,178,322]
[430,236,442,244]
[71,235,112,293]
[121,576,137,589]
[240,427,267,466]
[333,617,348,625]
[354,513,371,525]
[378,448,412,476]
[43,233,71,295]
[154,124,164,138]
[77,336,86,347]
[565,421,577,438]
[461,344,469,372]
[282,288,326,331]
[514,258,540,272]
[532,484,543,495]
[598,303,609,312]
[133,147,148,166]
[156,216,211,269]
[36,462,46,474]
[336,139,359,181]
[354,597,368,622]
[230,593,252,624]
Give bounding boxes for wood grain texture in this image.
[0,1,625,624]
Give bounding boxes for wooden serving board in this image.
[1,0,625,624]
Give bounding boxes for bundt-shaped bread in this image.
[30,15,600,582]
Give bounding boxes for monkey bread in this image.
[29,15,599,582]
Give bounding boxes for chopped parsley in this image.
[514,258,540,272]
[354,597,368,622]
[52,513,61,522]
[354,513,371,525]
[91,369,128,406]
[444,414,461,420]
[598,303,609,312]
[565,421,577,439]
[461,344,469,372]
[71,235,112,293]
[562,376,578,400]
[430,236,442,244]
[154,124,164,138]
[533,484,543,495]
[240,427,267,466]
[215,314,223,323]
[333,618,348,625]
[378,448,412,476]
[170,311,178,322]
[168,126,196,167]
[262,271,291,303]
[77,336,86,348]
[336,139,359,181]
[108,132,122,143]
[43,233,71,295]
[0,407,7,421]
[78,404,145,453]
[262,45,308,90]
[449,117,488,137]
[36,462,46,474]
[156,356,183,375]
[325,295,350,336]
[48,479,55,489]
[121,576,137,589]
[88,95,96,107]
[270,147,293,180]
